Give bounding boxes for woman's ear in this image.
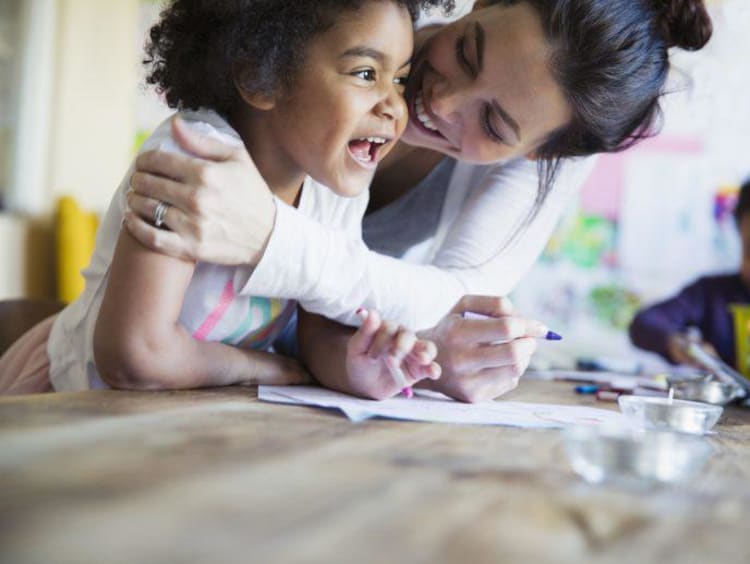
[525,150,539,161]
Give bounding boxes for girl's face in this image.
[402,1,572,164]
[262,1,413,198]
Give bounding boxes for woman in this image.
[126,0,713,401]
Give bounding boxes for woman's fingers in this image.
[171,116,242,162]
[133,119,245,184]
[129,170,191,210]
[457,315,548,344]
[452,363,528,403]
[127,192,174,228]
[472,337,537,372]
[123,212,193,261]
[450,294,514,317]
[134,149,195,183]
[439,337,537,383]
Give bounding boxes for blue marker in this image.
[462,311,563,341]
[575,384,599,394]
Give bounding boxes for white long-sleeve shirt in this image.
[236,156,594,331]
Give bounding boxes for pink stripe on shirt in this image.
[193,279,235,341]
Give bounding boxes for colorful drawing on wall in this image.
[588,285,642,330]
[544,214,617,270]
[714,185,739,224]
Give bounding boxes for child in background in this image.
[0,0,448,397]
[629,180,750,369]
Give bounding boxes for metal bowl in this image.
[672,380,743,406]
[618,395,723,435]
[564,424,713,486]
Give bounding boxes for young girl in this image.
[630,179,750,370]
[0,0,450,397]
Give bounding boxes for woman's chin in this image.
[401,121,436,150]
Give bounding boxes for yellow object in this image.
[729,304,750,379]
[55,197,99,303]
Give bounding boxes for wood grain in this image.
[1,381,748,564]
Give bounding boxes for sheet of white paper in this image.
[258,386,629,429]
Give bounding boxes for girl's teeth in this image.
[415,94,439,132]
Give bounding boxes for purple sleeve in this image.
[628,279,708,361]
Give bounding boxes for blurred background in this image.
[0,0,748,364]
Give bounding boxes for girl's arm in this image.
[628,279,708,364]
[93,230,307,390]
[296,308,439,400]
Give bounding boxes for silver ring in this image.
[153,200,170,228]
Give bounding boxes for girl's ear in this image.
[525,150,539,161]
[233,75,276,111]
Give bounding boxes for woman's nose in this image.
[429,81,464,124]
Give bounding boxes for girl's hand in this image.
[666,333,720,367]
[125,117,275,266]
[345,309,441,400]
[418,295,548,403]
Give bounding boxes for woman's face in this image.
[402,1,572,164]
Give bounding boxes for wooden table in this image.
[1,380,749,564]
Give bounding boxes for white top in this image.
[48,110,368,391]
[239,155,595,331]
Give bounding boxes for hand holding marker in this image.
[462,311,562,342]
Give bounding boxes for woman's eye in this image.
[455,33,472,75]
[394,75,409,89]
[352,69,376,81]
[482,105,505,144]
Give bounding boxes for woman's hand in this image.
[125,117,276,266]
[345,309,441,400]
[418,295,548,403]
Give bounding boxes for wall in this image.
[0,0,140,299]
[0,214,54,299]
[47,0,139,213]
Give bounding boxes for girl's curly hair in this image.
[144,0,454,118]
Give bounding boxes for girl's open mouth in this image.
[347,137,389,169]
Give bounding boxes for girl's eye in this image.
[482,105,505,144]
[394,75,409,89]
[352,69,376,81]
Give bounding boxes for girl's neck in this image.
[368,141,446,213]
[228,106,305,207]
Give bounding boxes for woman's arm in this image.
[127,124,593,330]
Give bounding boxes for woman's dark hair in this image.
[144,0,454,118]
[485,0,712,224]
[735,180,750,225]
